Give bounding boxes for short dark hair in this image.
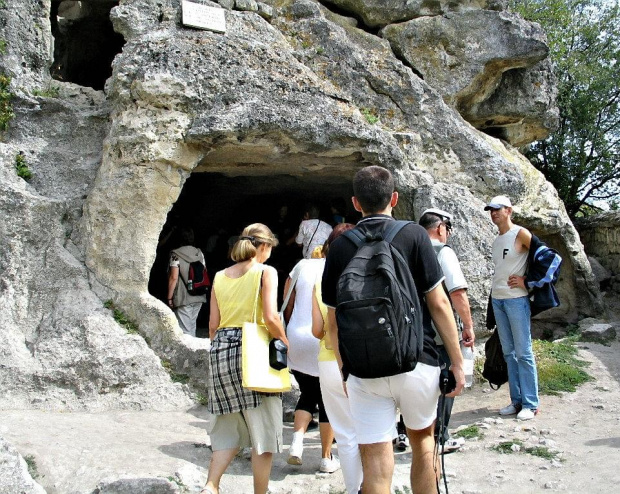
[305,203,320,219]
[180,227,195,245]
[419,212,452,234]
[352,166,394,214]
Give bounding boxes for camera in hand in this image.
[439,366,456,394]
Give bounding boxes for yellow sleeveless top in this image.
[214,263,265,329]
[315,280,336,362]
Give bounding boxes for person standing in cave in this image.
[167,227,208,337]
[293,203,333,259]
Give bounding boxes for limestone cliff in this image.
[0,0,602,410]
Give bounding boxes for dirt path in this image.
[1,341,619,494]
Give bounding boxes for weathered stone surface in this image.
[0,0,602,414]
[587,256,613,289]
[324,0,507,28]
[575,212,620,274]
[0,437,46,494]
[580,322,617,344]
[381,10,554,146]
[93,477,179,494]
[463,59,559,146]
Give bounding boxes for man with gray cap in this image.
[485,196,539,420]
[419,208,475,452]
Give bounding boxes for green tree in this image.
[511,0,620,218]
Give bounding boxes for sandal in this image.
[200,488,215,494]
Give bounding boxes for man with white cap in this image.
[419,208,475,451]
[485,196,539,420]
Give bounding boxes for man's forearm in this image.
[450,289,474,331]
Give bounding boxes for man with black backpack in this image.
[322,166,465,494]
[167,228,209,337]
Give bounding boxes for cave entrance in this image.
[148,172,358,337]
[50,0,125,90]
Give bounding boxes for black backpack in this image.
[183,260,211,296]
[482,328,508,389]
[336,220,424,379]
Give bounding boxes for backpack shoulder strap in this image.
[342,228,366,248]
[382,220,411,243]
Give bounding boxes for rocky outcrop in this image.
[324,0,507,28]
[0,437,46,494]
[381,10,558,145]
[0,0,602,414]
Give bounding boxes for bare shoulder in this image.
[516,226,532,251]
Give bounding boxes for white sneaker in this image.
[287,440,303,465]
[440,437,464,454]
[499,403,521,416]
[319,454,341,473]
[517,408,538,420]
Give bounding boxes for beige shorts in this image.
[209,395,283,455]
[347,363,441,445]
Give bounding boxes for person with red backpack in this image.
[167,227,209,337]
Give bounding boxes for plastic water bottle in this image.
[461,342,474,388]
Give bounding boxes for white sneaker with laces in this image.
[517,408,537,420]
[499,403,521,416]
[319,454,341,473]
[287,438,304,465]
[441,437,464,454]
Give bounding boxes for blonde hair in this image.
[230,223,279,262]
[311,246,324,258]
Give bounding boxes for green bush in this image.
[104,300,139,335]
[15,153,32,180]
[0,74,14,131]
[360,107,379,124]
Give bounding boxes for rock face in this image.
[381,10,558,146]
[0,437,46,494]
[0,0,602,413]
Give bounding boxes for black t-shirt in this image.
[321,214,443,366]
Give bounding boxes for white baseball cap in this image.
[421,208,452,221]
[484,195,512,211]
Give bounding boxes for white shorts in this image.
[347,363,441,445]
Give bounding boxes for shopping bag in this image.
[241,321,291,393]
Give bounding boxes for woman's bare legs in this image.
[319,422,335,459]
[203,447,239,494]
[251,449,273,494]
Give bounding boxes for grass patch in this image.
[360,107,379,124]
[24,454,39,479]
[533,338,592,395]
[104,300,139,335]
[454,425,483,440]
[494,440,560,460]
[524,446,559,460]
[494,439,523,454]
[196,392,209,406]
[15,152,32,180]
[162,360,190,385]
[32,85,60,98]
[0,73,14,131]
[0,39,6,55]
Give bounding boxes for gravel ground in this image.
[1,341,619,494]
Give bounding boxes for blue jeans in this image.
[492,297,539,410]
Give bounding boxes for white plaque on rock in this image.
[182,1,226,34]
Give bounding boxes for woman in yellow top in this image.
[311,223,363,494]
[202,223,288,494]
